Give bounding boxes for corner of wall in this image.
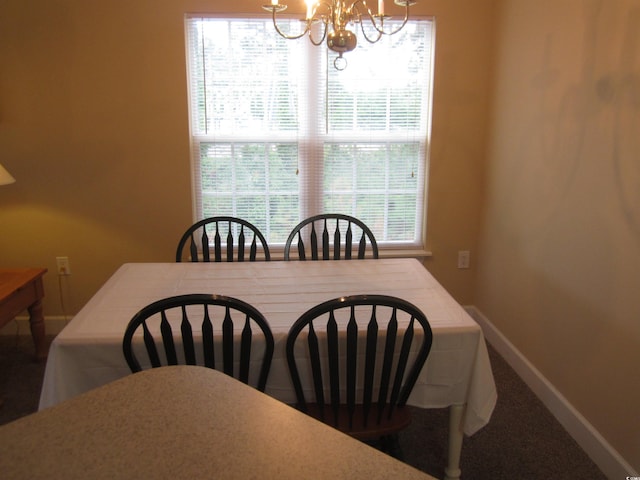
[464,305,638,479]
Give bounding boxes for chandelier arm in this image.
[353,0,411,37]
[357,15,383,44]
[308,18,329,46]
[270,8,311,40]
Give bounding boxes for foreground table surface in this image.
[2,365,436,479]
[0,268,48,360]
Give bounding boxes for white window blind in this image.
[185,15,434,248]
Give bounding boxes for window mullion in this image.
[300,29,324,218]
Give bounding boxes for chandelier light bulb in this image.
[304,0,317,19]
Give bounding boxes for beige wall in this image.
[477,0,640,471]
[0,0,492,313]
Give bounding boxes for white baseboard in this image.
[0,315,69,336]
[466,305,638,479]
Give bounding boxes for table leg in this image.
[28,299,47,361]
[444,403,464,480]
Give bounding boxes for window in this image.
[185,16,434,250]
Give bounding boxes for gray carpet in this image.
[0,334,606,479]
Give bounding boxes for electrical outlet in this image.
[56,256,71,275]
[457,250,470,269]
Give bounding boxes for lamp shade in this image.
[0,163,16,185]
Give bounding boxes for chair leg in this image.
[378,436,388,452]
[381,434,404,460]
[362,437,387,453]
[361,435,403,460]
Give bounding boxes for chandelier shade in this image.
[262,0,415,70]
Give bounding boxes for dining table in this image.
[39,258,497,480]
[4,365,437,479]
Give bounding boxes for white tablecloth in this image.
[40,259,496,435]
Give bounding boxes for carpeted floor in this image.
[399,346,607,479]
[0,334,606,479]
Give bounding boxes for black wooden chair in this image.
[122,294,274,392]
[283,214,379,260]
[176,216,271,262]
[285,294,432,449]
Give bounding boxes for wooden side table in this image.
[0,268,48,360]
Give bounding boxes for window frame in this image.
[185,14,435,257]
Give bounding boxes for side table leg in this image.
[28,299,47,361]
[444,403,465,480]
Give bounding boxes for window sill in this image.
[378,248,433,259]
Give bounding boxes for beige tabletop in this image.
[1,365,436,480]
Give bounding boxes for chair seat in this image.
[303,403,411,441]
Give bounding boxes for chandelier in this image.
[262,0,415,70]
